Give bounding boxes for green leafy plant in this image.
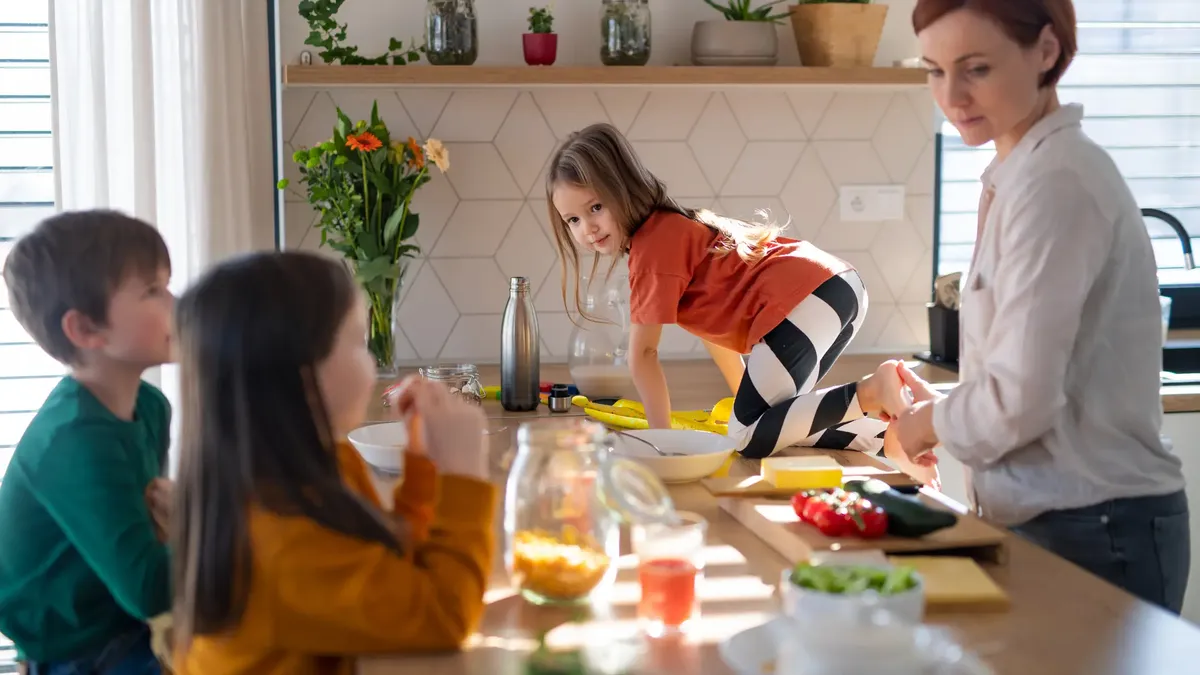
[299,0,422,65]
[276,102,450,369]
[528,7,554,34]
[703,0,792,22]
[794,0,873,4]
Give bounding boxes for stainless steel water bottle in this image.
[501,276,540,411]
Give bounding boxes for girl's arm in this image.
[629,323,673,429]
[702,339,745,395]
[260,475,496,653]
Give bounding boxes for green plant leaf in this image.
[355,255,398,285]
[399,211,420,240]
[277,178,290,190]
[382,204,407,243]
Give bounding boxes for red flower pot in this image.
[523,33,558,66]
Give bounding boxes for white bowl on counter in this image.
[610,428,736,483]
[347,421,407,475]
[779,564,926,624]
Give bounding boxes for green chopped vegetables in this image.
[789,562,919,596]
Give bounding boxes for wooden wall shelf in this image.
[283,65,928,88]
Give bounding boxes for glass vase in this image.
[364,259,410,378]
[567,275,635,400]
[426,0,479,66]
[600,0,651,66]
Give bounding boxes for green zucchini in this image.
[844,478,958,537]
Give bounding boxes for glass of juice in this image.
[632,511,707,637]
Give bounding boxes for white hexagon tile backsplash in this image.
[281,87,938,364]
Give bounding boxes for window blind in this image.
[937,1,1200,282]
[0,1,61,479]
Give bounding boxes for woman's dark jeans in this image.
[26,624,160,675]
[1012,490,1190,614]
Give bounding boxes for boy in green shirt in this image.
[0,211,175,674]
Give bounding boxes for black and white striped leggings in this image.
[728,270,887,458]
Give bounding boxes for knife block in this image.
[928,303,959,365]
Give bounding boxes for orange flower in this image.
[345,131,383,152]
[406,137,425,169]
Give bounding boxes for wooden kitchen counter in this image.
[361,359,1200,675]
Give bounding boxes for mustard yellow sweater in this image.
[175,443,496,675]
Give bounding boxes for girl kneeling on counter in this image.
[890,0,1190,613]
[544,124,926,479]
[170,252,495,674]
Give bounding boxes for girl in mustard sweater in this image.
[169,251,495,675]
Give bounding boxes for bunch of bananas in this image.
[570,396,734,435]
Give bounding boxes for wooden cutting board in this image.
[719,492,1007,564]
[703,447,920,495]
[886,555,1010,612]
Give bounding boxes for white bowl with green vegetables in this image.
[780,562,925,624]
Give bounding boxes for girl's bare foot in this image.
[859,360,913,421]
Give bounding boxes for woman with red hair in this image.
[891,0,1190,613]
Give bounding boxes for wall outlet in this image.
[839,185,907,222]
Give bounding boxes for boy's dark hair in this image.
[3,210,171,364]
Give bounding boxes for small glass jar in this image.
[418,363,485,405]
[425,0,479,66]
[504,418,676,606]
[600,0,651,66]
[568,275,635,399]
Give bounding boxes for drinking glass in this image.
[632,511,707,636]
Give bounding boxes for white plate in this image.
[611,428,736,483]
[347,421,407,474]
[720,616,994,675]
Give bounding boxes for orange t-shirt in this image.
[628,210,851,354]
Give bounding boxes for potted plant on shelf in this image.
[692,0,791,66]
[524,6,558,66]
[788,0,888,67]
[299,0,423,64]
[277,102,450,375]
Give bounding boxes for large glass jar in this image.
[418,363,485,406]
[601,0,651,66]
[504,419,675,606]
[568,275,635,400]
[425,0,478,66]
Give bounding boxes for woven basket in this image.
[789,3,889,67]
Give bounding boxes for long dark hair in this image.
[171,251,400,646]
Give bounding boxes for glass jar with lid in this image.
[600,0,651,66]
[567,274,635,400]
[425,0,479,65]
[418,363,485,405]
[505,418,676,606]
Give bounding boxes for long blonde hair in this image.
[544,122,784,321]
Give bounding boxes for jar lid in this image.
[601,454,678,525]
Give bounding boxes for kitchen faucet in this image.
[1142,208,1194,270]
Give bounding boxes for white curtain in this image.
[49,0,275,472]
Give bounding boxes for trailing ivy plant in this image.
[299,0,423,65]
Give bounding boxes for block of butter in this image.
[760,455,843,490]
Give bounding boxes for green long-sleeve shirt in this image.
[0,377,171,662]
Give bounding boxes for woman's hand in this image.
[387,376,488,480]
[883,424,941,489]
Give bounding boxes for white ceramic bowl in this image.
[347,421,407,474]
[779,564,925,625]
[611,429,736,483]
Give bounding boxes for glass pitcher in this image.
[568,274,635,400]
[504,418,676,606]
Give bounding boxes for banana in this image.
[570,395,728,434]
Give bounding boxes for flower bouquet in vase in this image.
[279,101,450,375]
